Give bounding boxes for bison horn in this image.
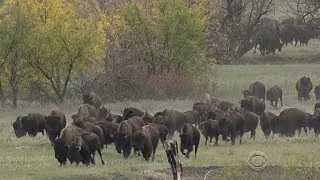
[109,130,114,138]
[76,146,81,151]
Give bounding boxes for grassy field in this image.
[2,64,320,179]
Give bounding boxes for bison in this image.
[296,76,313,102]
[45,108,66,145]
[111,120,133,158]
[278,108,311,137]
[218,109,245,145]
[199,119,219,145]
[77,104,98,118]
[154,109,187,138]
[94,121,119,147]
[82,92,102,110]
[19,113,46,137]
[314,85,320,103]
[200,93,221,108]
[243,111,259,139]
[132,125,160,161]
[260,112,279,138]
[179,123,200,159]
[184,110,201,126]
[313,108,320,137]
[73,120,105,149]
[240,96,266,116]
[266,85,283,108]
[243,82,266,101]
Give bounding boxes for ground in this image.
[2,63,320,179]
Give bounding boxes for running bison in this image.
[199,119,219,145]
[296,76,313,102]
[266,85,283,108]
[132,125,160,161]
[179,123,200,159]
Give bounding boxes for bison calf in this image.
[179,123,200,159]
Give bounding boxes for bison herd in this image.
[10,78,320,166]
[253,17,320,56]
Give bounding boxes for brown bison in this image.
[132,125,160,161]
[44,107,67,145]
[147,123,168,145]
[199,119,219,145]
[154,109,187,138]
[94,121,119,147]
[218,109,245,145]
[260,112,279,138]
[220,101,234,112]
[200,93,221,108]
[73,120,105,149]
[243,82,266,101]
[111,120,133,158]
[313,108,320,137]
[55,125,105,166]
[314,85,320,103]
[266,85,283,108]
[19,113,46,137]
[192,102,211,115]
[296,76,313,102]
[82,92,102,110]
[240,96,266,116]
[278,108,311,137]
[72,116,97,123]
[12,116,27,138]
[179,123,200,159]
[122,107,145,120]
[243,111,259,139]
[184,110,201,126]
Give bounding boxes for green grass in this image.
[2,64,320,179]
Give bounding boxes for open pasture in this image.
[2,64,320,179]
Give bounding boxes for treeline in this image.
[0,0,317,107]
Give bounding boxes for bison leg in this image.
[209,136,212,143]
[204,136,208,145]
[214,135,218,145]
[250,130,256,140]
[97,148,105,165]
[275,99,278,108]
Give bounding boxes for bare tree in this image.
[205,0,274,64]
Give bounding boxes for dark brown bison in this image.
[132,125,160,161]
[44,107,67,145]
[243,111,259,139]
[94,121,119,147]
[278,108,311,137]
[314,85,320,103]
[82,92,102,110]
[97,105,111,121]
[184,110,201,126]
[73,120,105,149]
[218,109,245,145]
[154,109,187,138]
[147,123,168,145]
[243,82,266,101]
[296,76,313,102]
[12,116,27,138]
[19,113,46,137]
[313,108,320,137]
[199,119,219,145]
[122,107,145,120]
[179,123,200,159]
[56,125,105,166]
[111,120,133,158]
[77,104,98,118]
[260,112,279,138]
[240,96,266,116]
[266,85,283,108]
[192,102,211,115]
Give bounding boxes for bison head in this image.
[240,99,250,111]
[259,113,271,138]
[45,116,62,144]
[82,92,94,105]
[132,131,145,150]
[300,76,311,87]
[67,137,91,166]
[97,105,110,121]
[71,113,79,122]
[122,107,144,120]
[12,116,26,138]
[112,132,130,154]
[54,138,68,166]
